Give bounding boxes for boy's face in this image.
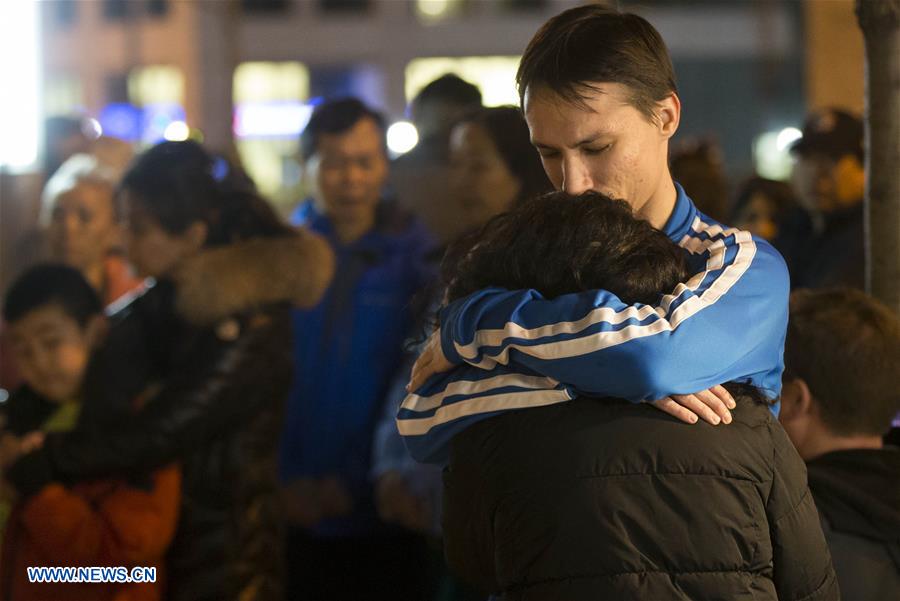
[7,304,101,403]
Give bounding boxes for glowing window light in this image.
[234,102,314,139]
[164,121,190,142]
[405,57,521,108]
[129,66,185,106]
[233,62,309,104]
[44,75,83,116]
[0,0,41,169]
[387,121,419,155]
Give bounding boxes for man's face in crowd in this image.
[792,152,864,215]
[524,83,674,220]
[308,117,389,228]
[8,304,101,404]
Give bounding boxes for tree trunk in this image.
[856,0,900,314]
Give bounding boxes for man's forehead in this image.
[317,118,385,151]
[524,84,629,145]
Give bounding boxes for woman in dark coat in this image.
[5,141,334,601]
[438,192,838,601]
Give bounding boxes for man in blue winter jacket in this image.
[399,4,790,463]
[279,98,436,600]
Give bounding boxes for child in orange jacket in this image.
[0,264,179,601]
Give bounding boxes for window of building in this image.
[44,74,84,116]
[233,62,311,206]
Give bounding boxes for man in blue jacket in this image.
[400,4,790,462]
[280,98,435,600]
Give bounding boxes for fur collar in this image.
[171,231,334,326]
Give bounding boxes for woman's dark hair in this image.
[444,191,688,305]
[517,4,677,122]
[3,263,102,327]
[118,141,292,246]
[458,106,554,206]
[732,177,798,224]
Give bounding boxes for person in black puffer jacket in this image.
[5,141,335,601]
[439,192,838,600]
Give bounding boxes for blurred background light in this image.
[415,0,465,23]
[129,66,185,107]
[234,102,314,139]
[99,103,143,142]
[406,57,521,107]
[85,118,103,140]
[0,0,41,169]
[141,103,187,144]
[386,121,419,156]
[775,126,803,152]
[163,121,190,142]
[753,127,801,181]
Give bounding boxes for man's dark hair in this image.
[3,263,103,327]
[412,74,482,110]
[444,191,688,305]
[300,97,386,162]
[785,288,900,436]
[516,4,677,121]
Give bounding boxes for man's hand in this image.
[407,330,454,392]
[651,385,735,425]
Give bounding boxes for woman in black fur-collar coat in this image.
[6,141,335,601]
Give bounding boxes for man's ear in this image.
[656,92,681,140]
[780,377,814,421]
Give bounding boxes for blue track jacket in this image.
[398,184,790,463]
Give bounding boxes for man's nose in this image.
[561,157,593,195]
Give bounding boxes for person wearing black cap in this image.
[775,107,866,289]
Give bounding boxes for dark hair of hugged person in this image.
[444,191,688,305]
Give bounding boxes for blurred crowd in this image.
[0,4,897,601]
